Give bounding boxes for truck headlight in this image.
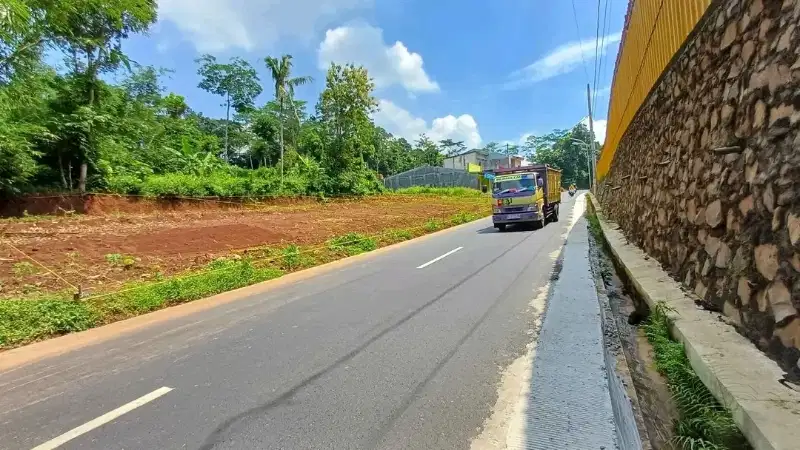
[526,205,537,212]
[493,208,501,214]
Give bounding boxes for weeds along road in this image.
[1,193,584,450]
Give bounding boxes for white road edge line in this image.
[30,386,173,450]
[416,247,464,269]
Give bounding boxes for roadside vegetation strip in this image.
[644,303,750,450]
[0,211,485,349]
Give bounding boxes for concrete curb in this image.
[586,194,800,450]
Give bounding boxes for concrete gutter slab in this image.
[587,194,800,450]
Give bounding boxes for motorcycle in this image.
[568,187,576,197]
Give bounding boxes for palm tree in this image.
[264,54,312,182]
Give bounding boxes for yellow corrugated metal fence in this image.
[597,0,712,179]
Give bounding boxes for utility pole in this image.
[586,83,598,192]
[506,143,511,168]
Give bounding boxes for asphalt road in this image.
[1,193,583,450]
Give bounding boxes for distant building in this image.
[442,149,525,172]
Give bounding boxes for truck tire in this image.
[496,224,507,232]
[552,204,559,222]
[533,219,544,230]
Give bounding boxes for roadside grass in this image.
[327,233,378,256]
[424,219,443,232]
[0,210,488,349]
[585,209,604,241]
[0,259,284,348]
[645,303,749,450]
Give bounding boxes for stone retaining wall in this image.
[598,0,800,373]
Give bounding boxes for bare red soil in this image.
[0,195,484,297]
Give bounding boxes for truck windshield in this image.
[493,177,535,193]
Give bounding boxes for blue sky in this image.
[118,0,627,149]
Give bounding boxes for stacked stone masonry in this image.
[598,0,800,373]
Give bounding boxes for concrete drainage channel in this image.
[590,245,649,450]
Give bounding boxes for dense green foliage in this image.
[1,1,599,196]
[644,303,750,450]
[0,1,464,197]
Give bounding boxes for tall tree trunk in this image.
[224,92,230,161]
[78,163,87,194]
[67,161,73,192]
[80,72,95,195]
[58,151,68,189]
[279,96,285,185]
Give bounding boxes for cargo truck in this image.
[489,165,562,231]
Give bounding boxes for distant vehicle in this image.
[490,164,562,231]
[568,184,576,197]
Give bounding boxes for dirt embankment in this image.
[0,193,331,217]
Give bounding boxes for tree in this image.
[264,54,312,182]
[196,54,262,160]
[316,63,381,193]
[415,134,443,166]
[317,63,377,165]
[0,63,54,192]
[0,0,79,84]
[482,141,501,153]
[48,0,157,192]
[439,139,466,157]
[523,123,599,188]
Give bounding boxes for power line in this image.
[570,0,591,85]
[594,0,613,116]
[592,0,602,113]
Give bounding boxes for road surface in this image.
[0,192,605,450]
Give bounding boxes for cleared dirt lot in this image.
[0,194,486,298]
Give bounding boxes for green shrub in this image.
[387,229,413,242]
[424,219,442,232]
[204,172,249,197]
[644,303,750,450]
[11,261,38,276]
[278,244,317,270]
[107,174,143,195]
[0,299,97,347]
[141,173,210,197]
[247,168,281,196]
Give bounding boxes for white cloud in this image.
[592,85,611,98]
[505,32,622,89]
[581,117,608,144]
[157,0,371,52]
[318,24,439,94]
[373,100,481,148]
